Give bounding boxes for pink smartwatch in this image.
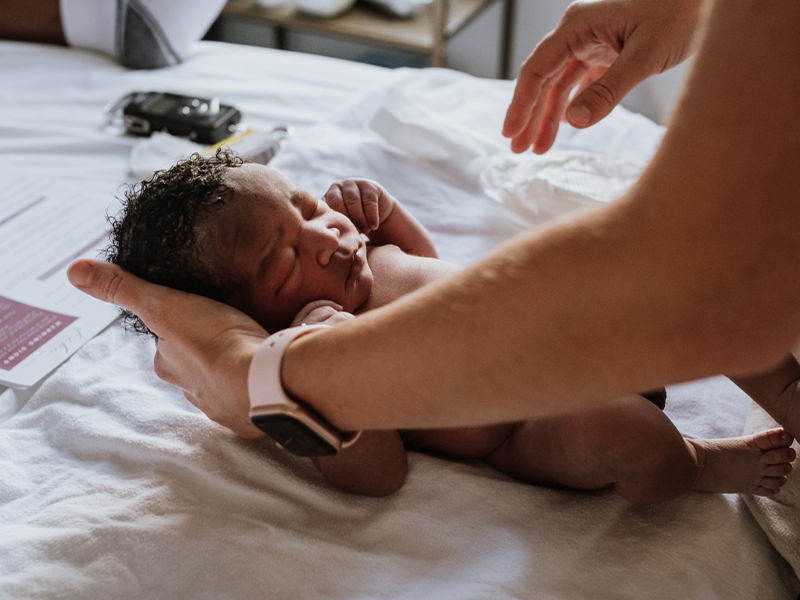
[248,324,361,456]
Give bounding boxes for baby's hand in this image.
[291,300,356,327]
[323,178,396,234]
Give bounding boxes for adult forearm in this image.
[282,0,800,432]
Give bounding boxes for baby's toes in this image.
[754,476,789,496]
[754,427,794,451]
[762,463,793,478]
[753,485,780,497]
[763,446,797,466]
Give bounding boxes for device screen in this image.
[252,415,338,456]
[143,94,180,116]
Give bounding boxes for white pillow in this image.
[60,0,226,69]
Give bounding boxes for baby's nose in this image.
[311,226,341,266]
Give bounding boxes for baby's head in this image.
[106,150,373,335]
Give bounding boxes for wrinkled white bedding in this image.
[0,40,797,599]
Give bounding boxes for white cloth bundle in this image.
[480,150,648,226]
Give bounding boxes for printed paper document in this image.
[0,164,119,388]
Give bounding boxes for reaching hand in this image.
[323,178,396,234]
[67,259,268,438]
[502,0,703,154]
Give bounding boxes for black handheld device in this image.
[118,92,241,144]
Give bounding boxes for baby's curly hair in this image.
[105,149,250,335]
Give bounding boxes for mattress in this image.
[0,39,798,599]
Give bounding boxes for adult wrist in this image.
[249,325,359,455]
[279,326,339,426]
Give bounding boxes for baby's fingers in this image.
[292,300,343,326]
[357,182,382,231]
[291,300,354,327]
[324,181,368,232]
[323,184,347,216]
[339,180,371,232]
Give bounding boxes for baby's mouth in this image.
[346,247,365,289]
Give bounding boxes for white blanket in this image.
[1,41,797,599]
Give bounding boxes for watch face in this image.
[252,414,338,456]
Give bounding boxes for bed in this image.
[1,39,798,599]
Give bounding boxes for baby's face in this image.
[204,163,373,331]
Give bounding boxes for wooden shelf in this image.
[219,0,512,74]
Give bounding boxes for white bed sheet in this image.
[1,40,798,599]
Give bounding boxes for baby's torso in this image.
[356,245,463,313]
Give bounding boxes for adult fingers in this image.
[182,390,264,439]
[153,343,182,388]
[565,38,656,129]
[156,335,264,438]
[503,21,575,141]
[532,59,590,154]
[508,62,571,153]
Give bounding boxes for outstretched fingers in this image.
[532,59,590,154]
[503,32,573,146]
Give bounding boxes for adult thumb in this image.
[68,259,156,319]
[566,44,654,129]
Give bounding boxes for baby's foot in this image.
[688,428,796,496]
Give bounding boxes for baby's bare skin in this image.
[357,245,462,314]
[210,167,795,502]
[689,429,795,496]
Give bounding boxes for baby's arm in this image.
[289,300,407,496]
[728,355,800,436]
[313,430,408,497]
[323,179,437,258]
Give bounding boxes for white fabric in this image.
[1,41,798,599]
[743,403,800,579]
[480,150,648,226]
[60,0,117,56]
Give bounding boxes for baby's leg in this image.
[486,395,796,504]
[401,423,515,459]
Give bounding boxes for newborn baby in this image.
[107,150,796,502]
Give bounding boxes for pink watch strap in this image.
[248,324,361,449]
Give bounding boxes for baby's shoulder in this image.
[365,243,412,271]
[366,243,442,277]
[365,243,461,300]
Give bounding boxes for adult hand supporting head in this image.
[503,0,704,154]
[67,259,268,438]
